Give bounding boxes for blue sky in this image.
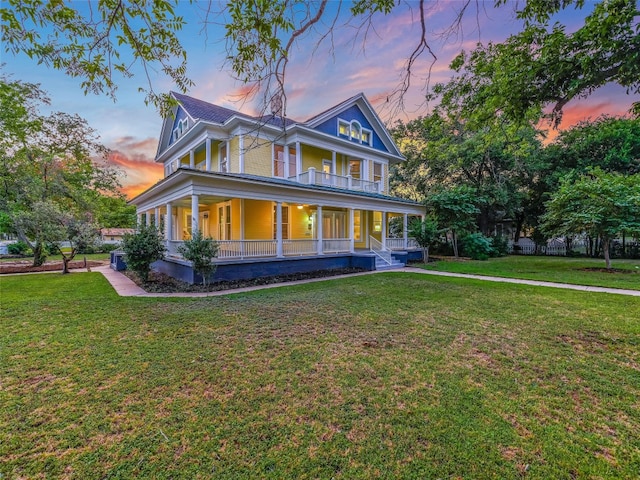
[3,1,637,197]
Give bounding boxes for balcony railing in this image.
[289,167,381,193]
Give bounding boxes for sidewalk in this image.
[401,266,640,297]
[93,265,640,298]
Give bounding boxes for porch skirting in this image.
[151,253,378,285]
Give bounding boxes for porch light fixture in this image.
[297,204,303,209]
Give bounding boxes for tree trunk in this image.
[422,247,429,264]
[32,241,47,267]
[61,256,70,274]
[603,237,611,270]
[452,230,459,258]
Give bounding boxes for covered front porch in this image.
[132,170,424,279]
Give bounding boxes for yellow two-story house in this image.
[130,92,425,283]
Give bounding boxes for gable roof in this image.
[171,92,297,128]
[302,92,402,158]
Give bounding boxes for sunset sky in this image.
[4,1,637,198]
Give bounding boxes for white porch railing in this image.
[322,238,351,253]
[289,168,381,193]
[217,240,277,259]
[283,239,317,255]
[385,237,420,250]
[370,235,392,265]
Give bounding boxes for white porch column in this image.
[154,207,160,228]
[349,208,355,253]
[137,213,143,228]
[191,194,199,234]
[284,143,290,178]
[295,141,301,181]
[276,202,283,258]
[316,205,323,255]
[403,213,408,249]
[166,203,173,241]
[382,211,387,250]
[189,149,195,169]
[332,150,336,173]
[205,138,211,171]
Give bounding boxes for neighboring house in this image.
[130,92,425,283]
[100,228,135,244]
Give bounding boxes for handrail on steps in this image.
[369,236,392,265]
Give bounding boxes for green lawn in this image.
[2,272,639,478]
[418,255,640,290]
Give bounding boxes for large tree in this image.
[540,169,640,269]
[430,0,639,128]
[391,111,543,239]
[0,76,122,265]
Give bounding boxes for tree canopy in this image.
[0,75,124,265]
[540,169,640,268]
[2,0,637,121]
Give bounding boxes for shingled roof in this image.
[172,92,297,128]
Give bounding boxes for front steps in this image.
[374,256,405,271]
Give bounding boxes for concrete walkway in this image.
[401,267,640,297]
[93,265,640,298]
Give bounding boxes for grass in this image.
[418,255,640,290]
[2,271,639,478]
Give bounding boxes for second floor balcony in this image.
[289,167,382,194]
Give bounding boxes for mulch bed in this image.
[579,267,638,274]
[0,259,108,274]
[125,267,368,293]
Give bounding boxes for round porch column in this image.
[191,194,199,234]
[205,138,212,171]
[276,201,284,258]
[349,208,355,253]
[295,141,301,181]
[316,205,323,255]
[189,149,195,169]
[382,211,387,250]
[403,213,408,250]
[155,207,161,227]
[166,203,173,241]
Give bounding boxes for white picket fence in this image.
[509,238,587,256]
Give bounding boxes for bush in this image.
[121,225,166,282]
[490,235,510,257]
[177,230,219,286]
[461,233,494,260]
[7,241,30,255]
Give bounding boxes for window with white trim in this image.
[337,118,373,146]
[373,162,383,184]
[172,118,189,143]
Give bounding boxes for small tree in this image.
[177,230,219,286]
[541,169,640,269]
[13,201,99,273]
[121,224,166,282]
[427,186,481,258]
[408,217,439,264]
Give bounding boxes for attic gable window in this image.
[337,118,372,146]
[172,118,189,143]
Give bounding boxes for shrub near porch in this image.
[2,272,639,478]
